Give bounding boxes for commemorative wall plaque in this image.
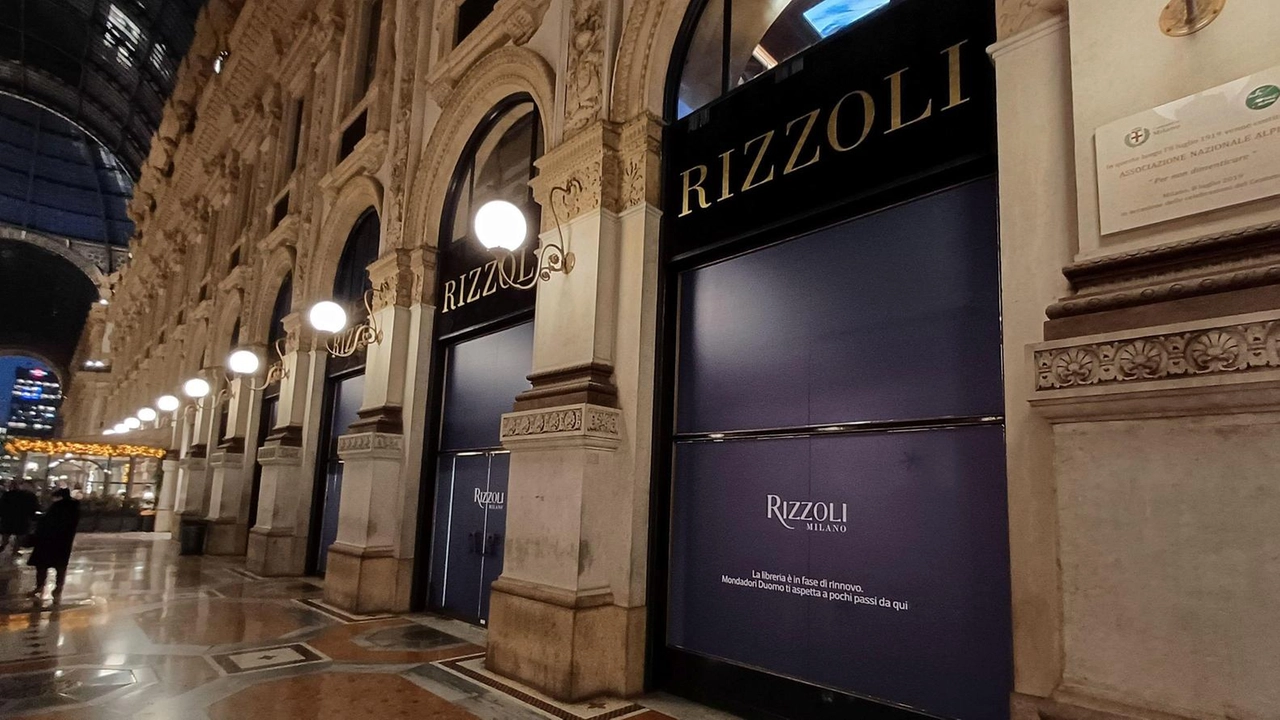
[1096,65,1280,235]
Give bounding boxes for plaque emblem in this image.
[1246,84,1280,111]
[1124,127,1151,148]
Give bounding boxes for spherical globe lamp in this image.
[474,200,528,251]
[156,395,181,413]
[183,377,211,399]
[113,422,128,434]
[228,349,261,375]
[103,428,116,436]
[309,301,348,334]
[137,407,158,422]
[124,417,141,430]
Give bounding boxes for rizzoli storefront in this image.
[648,0,1012,718]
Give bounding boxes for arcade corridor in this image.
[0,535,724,720]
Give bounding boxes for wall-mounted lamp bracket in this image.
[1160,0,1226,36]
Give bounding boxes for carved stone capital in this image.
[996,0,1066,41]
[367,249,416,310]
[532,122,624,228]
[256,442,302,466]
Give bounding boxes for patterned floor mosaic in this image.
[0,535,739,720]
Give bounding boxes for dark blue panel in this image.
[440,322,534,451]
[317,373,365,573]
[330,373,366,441]
[668,426,1012,720]
[676,178,1002,433]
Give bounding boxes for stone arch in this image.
[183,318,210,377]
[404,46,555,254]
[308,176,383,303]
[246,245,297,345]
[610,0,696,122]
[0,348,67,390]
[0,226,109,298]
[210,289,246,367]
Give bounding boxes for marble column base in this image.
[1011,691,1193,720]
[204,518,248,556]
[154,508,175,534]
[486,576,645,702]
[246,527,305,576]
[322,542,412,613]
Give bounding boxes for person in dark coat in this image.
[28,488,80,600]
[0,481,39,553]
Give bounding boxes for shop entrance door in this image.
[431,450,509,622]
[426,321,533,624]
[314,372,364,575]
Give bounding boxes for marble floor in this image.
[0,534,736,720]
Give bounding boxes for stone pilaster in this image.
[487,116,660,700]
[322,250,418,612]
[247,318,320,576]
[205,374,261,555]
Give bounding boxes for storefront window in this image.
[447,100,540,249]
[674,0,894,118]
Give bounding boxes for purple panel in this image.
[676,178,1002,434]
[668,426,1011,719]
[441,322,534,451]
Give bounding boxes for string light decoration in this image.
[4,438,166,460]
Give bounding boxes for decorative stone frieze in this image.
[255,443,303,465]
[1035,316,1280,390]
[500,403,622,450]
[619,113,662,209]
[207,450,245,469]
[336,432,404,460]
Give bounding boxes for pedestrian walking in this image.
[28,488,80,601]
[0,481,38,553]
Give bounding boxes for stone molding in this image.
[336,431,404,460]
[318,130,389,199]
[179,456,207,472]
[256,443,303,465]
[490,575,614,609]
[1036,315,1280,391]
[1049,223,1280,320]
[514,361,619,410]
[208,451,245,471]
[500,403,622,450]
[425,0,551,103]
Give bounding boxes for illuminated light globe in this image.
[183,377,211,399]
[228,349,261,375]
[309,301,347,334]
[137,407,158,422]
[113,423,129,434]
[156,395,181,412]
[474,200,528,251]
[103,428,116,435]
[124,417,141,430]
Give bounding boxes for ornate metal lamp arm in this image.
[493,178,581,289]
[325,283,389,358]
[245,338,291,391]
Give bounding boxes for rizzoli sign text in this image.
[678,41,972,218]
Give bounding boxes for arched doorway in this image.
[414,96,542,624]
[649,1,1010,718]
[310,210,380,575]
[249,273,292,534]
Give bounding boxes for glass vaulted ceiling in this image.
[0,0,207,180]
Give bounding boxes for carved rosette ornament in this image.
[1035,321,1280,390]
[564,0,604,136]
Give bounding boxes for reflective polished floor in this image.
[0,534,732,720]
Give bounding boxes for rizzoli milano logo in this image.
[767,494,849,533]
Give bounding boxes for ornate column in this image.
[205,370,262,555]
[154,411,185,534]
[247,315,320,576]
[486,111,660,700]
[324,250,417,612]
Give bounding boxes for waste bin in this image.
[178,517,207,556]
